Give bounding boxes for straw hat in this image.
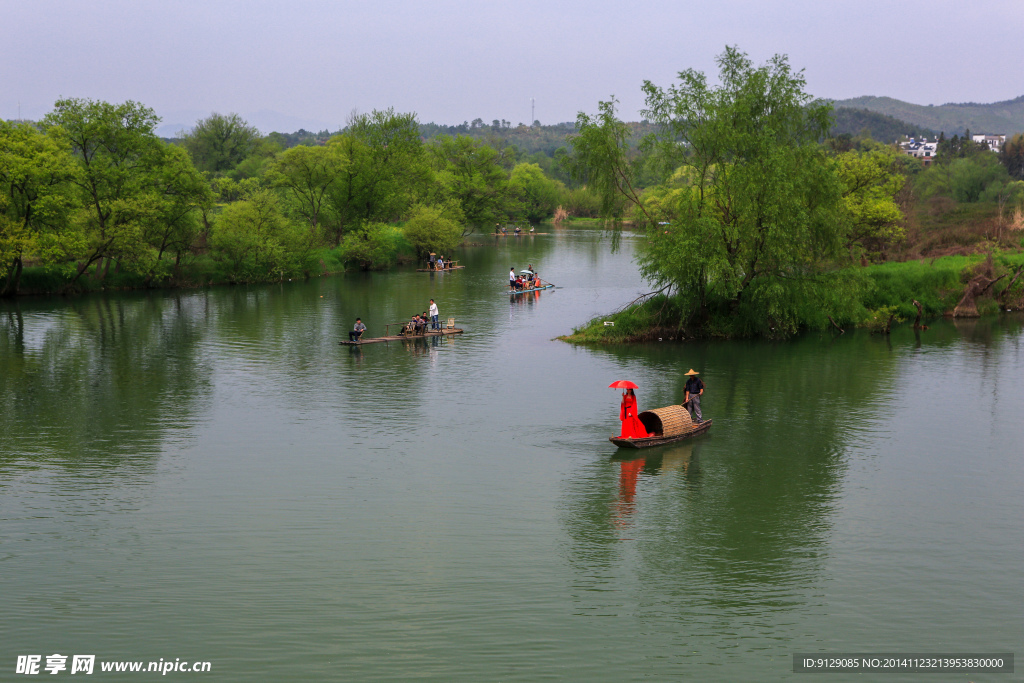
[684,369,700,375]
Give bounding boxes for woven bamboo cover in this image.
[638,405,693,437]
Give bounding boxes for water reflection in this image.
[0,293,212,472]
[560,332,902,623]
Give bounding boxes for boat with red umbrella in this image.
[608,380,712,448]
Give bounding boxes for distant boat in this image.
[609,404,712,448]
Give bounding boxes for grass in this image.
[863,252,1024,317]
[558,295,691,344]
[561,252,1024,344]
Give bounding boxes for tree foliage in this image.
[266,142,347,236]
[833,148,906,257]
[999,133,1024,180]
[915,152,1017,203]
[325,108,430,249]
[571,47,863,336]
[428,134,512,232]
[0,121,80,294]
[402,204,462,256]
[43,98,168,283]
[211,188,313,281]
[508,162,563,222]
[179,113,261,176]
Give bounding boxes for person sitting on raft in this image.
[619,388,652,438]
[349,318,366,342]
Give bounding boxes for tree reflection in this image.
[559,331,909,619]
[0,293,212,472]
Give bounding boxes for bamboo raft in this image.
[339,328,463,345]
[507,283,554,295]
[609,404,712,449]
[416,265,465,272]
[494,232,549,236]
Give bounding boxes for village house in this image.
[900,137,938,166]
[971,133,1006,152]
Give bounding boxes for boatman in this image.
[349,318,366,342]
[683,369,704,424]
[429,299,439,330]
[509,267,516,290]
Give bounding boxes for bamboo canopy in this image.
[638,405,693,437]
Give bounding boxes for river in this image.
[2,227,1021,681]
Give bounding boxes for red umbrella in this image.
[608,380,639,389]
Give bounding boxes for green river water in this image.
[1,228,1021,682]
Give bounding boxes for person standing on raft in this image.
[429,299,439,330]
[683,369,704,424]
[619,388,651,438]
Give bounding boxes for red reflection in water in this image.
[613,457,645,530]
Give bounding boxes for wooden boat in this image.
[507,283,554,295]
[609,404,712,448]
[339,328,463,345]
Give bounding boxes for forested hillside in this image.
[833,95,1024,136]
[830,107,936,142]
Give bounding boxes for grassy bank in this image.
[561,252,1024,344]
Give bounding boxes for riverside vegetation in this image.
[4,51,1024,341]
[0,103,584,296]
[560,47,1024,342]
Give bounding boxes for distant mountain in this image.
[832,95,1024,136]
[830,107,937,142]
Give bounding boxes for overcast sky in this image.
[3,0,1023,134]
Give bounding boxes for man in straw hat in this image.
[683,369,704,424]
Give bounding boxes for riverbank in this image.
[6,243,420,297]
[560,252,1024,343]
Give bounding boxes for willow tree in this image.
[571,47,865,337]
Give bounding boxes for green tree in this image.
[571,47,860,337]
[0,121,80,294]
[178,113,260,175]
[211,188,312,282]
[428,134,512,233]
[564,98,646,218]
[143,144,214,279]
[916,153,1013,203]
[402,204,462,256]
[508,162,563,222]
[999,133,1024,180]
[833,148,906,258]
[325,108,430,247]
[339,221,407,270]
[266,142,348,238]
[42,98,166,285]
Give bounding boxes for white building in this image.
[901,138,938,165]
[971,134,1006,152]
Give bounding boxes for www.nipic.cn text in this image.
[15,655,212,675]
